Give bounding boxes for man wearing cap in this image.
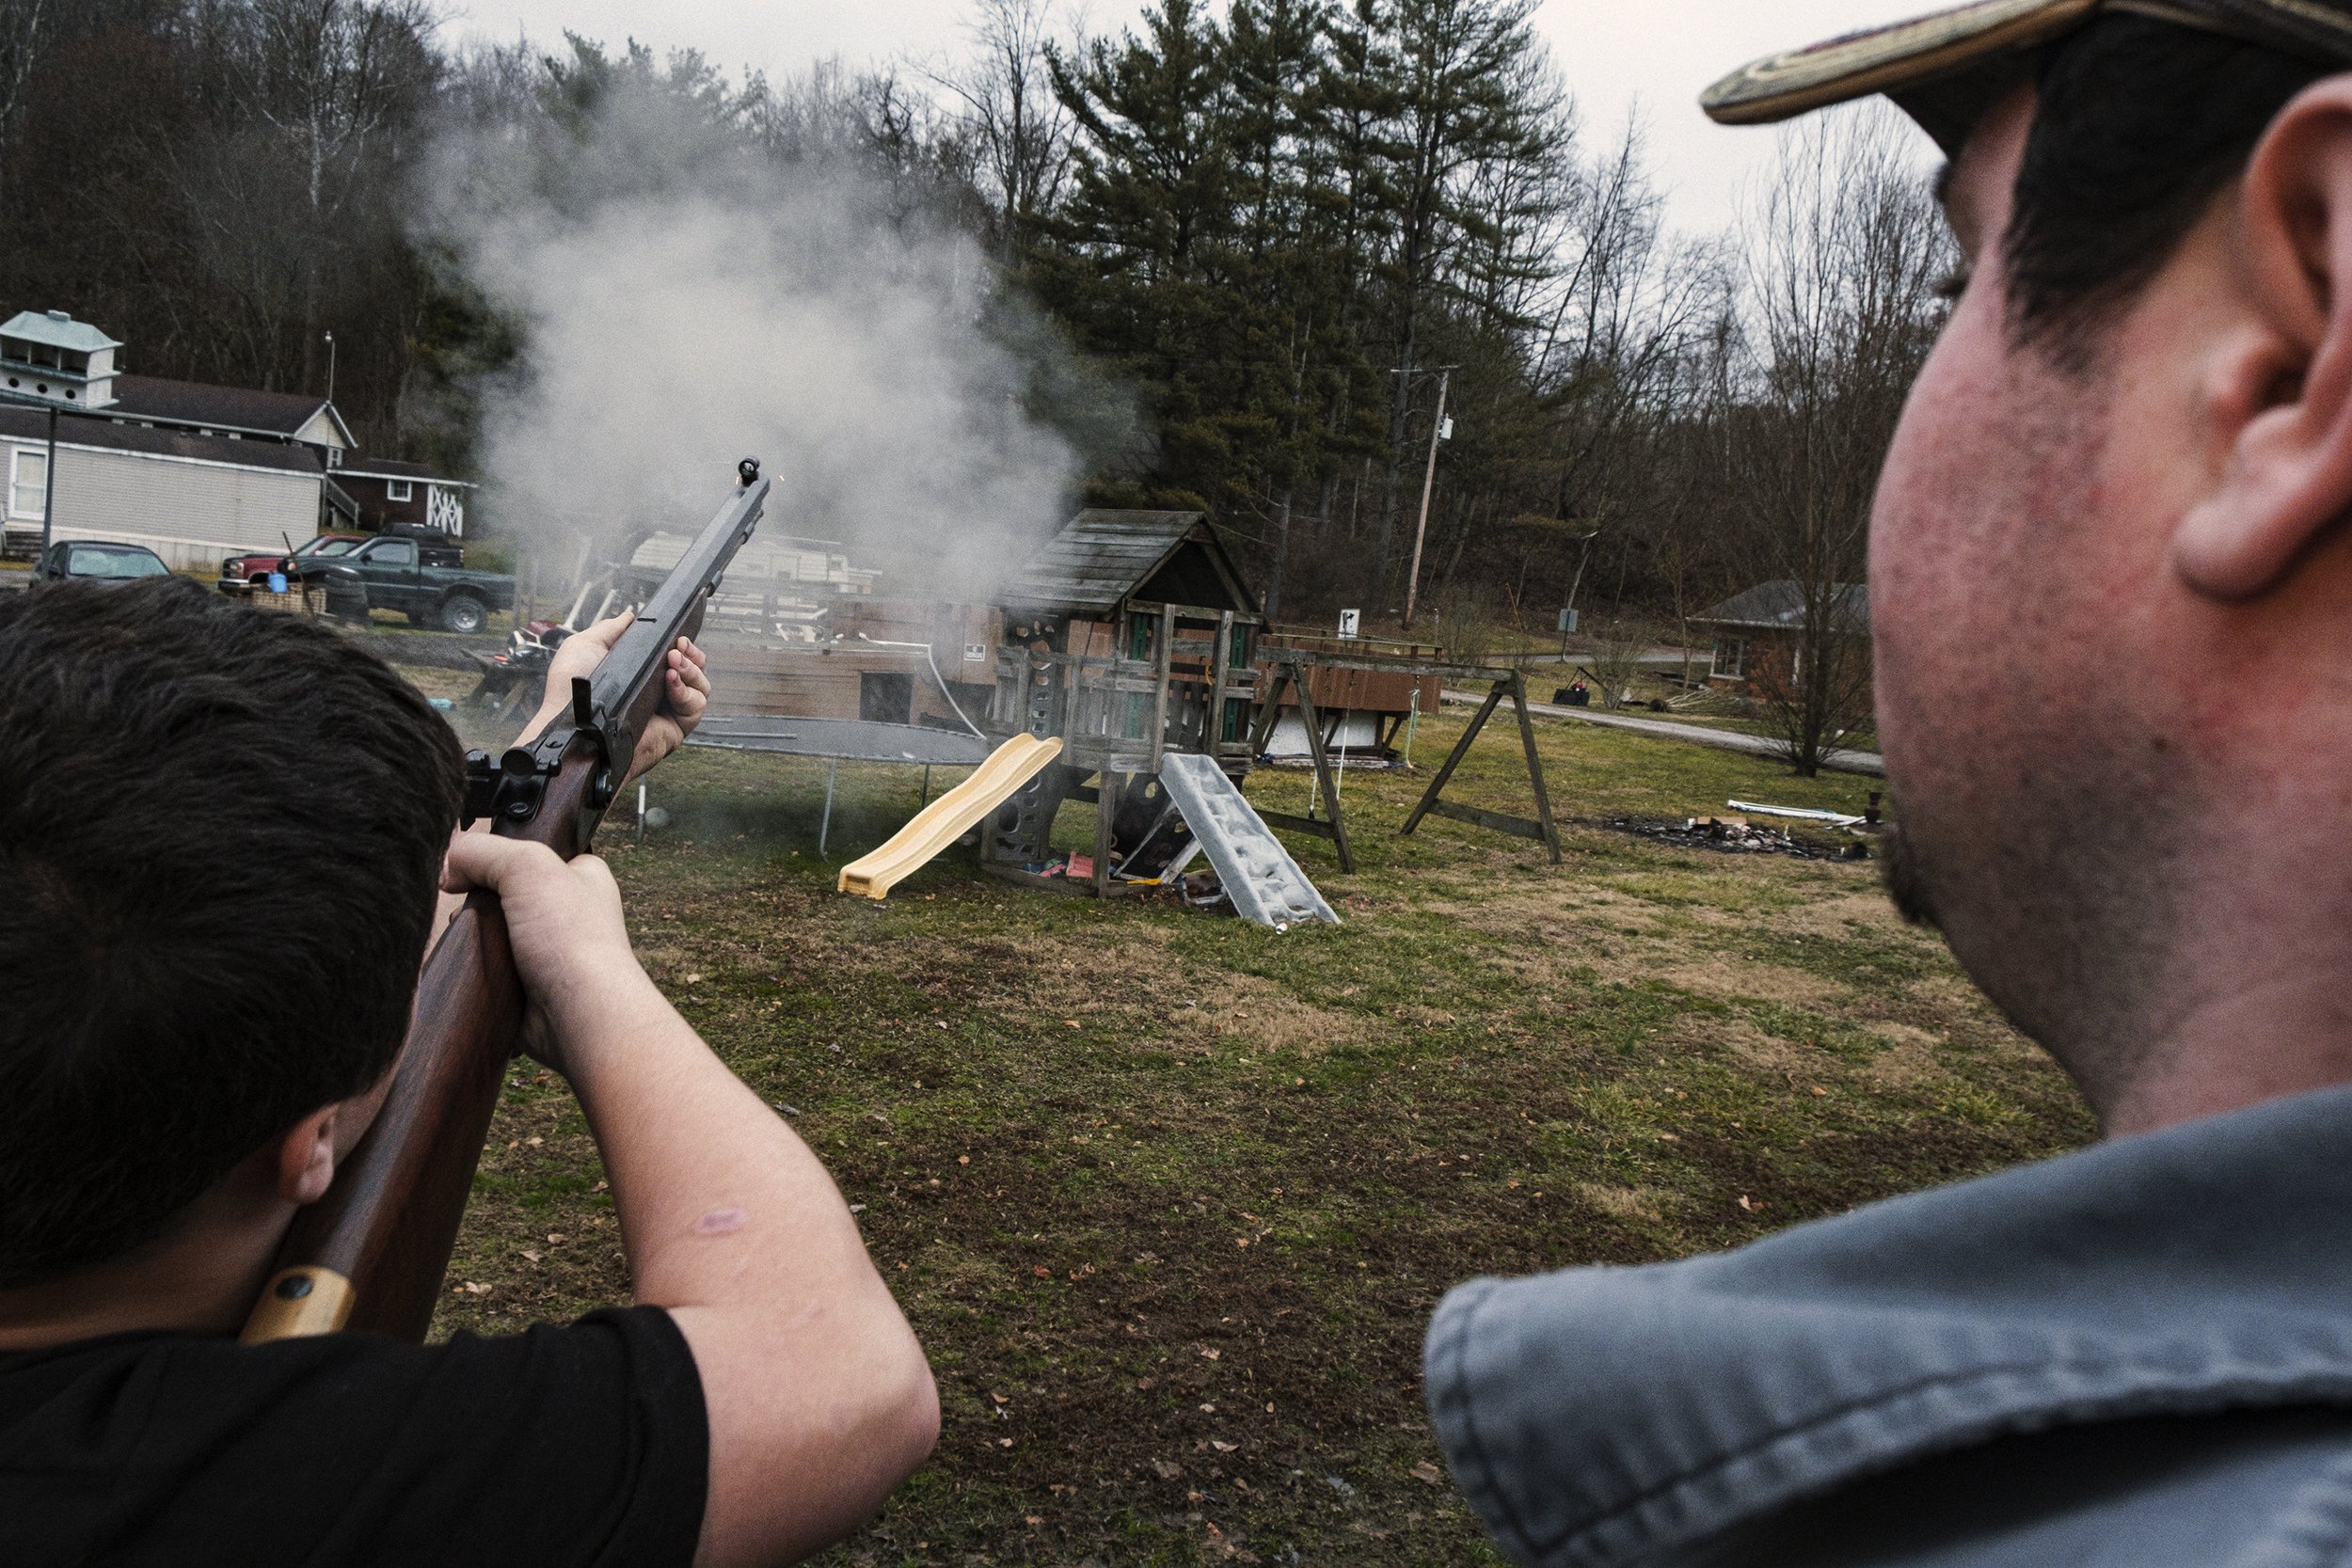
[1424,3,2352,1563]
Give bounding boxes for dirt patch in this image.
[1657,958,1840,1008]
[1771,888,1905,938]
[1681,1016,1817,1079]
[1573,1182,1671,1225]
[1863,1023,1947,1090]
[1175,979,1365,1055]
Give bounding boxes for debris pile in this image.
[1597,814,1869,863]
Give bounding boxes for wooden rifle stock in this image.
[243,464,771,1343]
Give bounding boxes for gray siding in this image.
[8,439,322,570]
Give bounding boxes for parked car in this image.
[35,540,173,584]
[295,533,516,633]
[218,532,366,594]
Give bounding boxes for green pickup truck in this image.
[297,533,516,633]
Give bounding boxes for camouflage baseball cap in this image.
[1703,0,2352,149]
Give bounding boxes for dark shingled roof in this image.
[1003,509,1250,615]
[1694,579,1869,632]
[337,454,471,485]
[109,374,347,442]
[0,403,326,476]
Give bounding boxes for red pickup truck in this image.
[218,532,367,593]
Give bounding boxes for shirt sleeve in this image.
[109,1306,709,1568]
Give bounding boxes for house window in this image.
[8,449,47,519]
[326,449,342,468]
[1711,636,1747,680]
[386,479,413,501]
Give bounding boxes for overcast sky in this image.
[440,0,1939,238]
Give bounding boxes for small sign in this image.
[1556,607,1578,635]
[1338,609,1360,640]
[964,643,989,663]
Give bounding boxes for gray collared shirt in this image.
[1425,1085,2352,1566]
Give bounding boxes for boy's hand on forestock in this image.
[441,833,652,1074]
[533,613,713,784]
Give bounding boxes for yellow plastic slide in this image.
[836,734,1065,899]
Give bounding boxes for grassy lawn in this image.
[414,678,2089,1567]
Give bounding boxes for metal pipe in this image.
[853,634,985,738]
[818,757,838,859]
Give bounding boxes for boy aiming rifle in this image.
[0,499,935,1563]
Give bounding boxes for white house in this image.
[0,309,469,570]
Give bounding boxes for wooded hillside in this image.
[0,0,1950,638]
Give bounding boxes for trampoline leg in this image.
[920,765,931,807]
[819,758,839,859]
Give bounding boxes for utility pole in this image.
[1401,367,1452,629]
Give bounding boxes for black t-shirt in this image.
[0,1305,707,1567]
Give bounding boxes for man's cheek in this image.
[1869,430,1972,705]
[1868,412,2024,780]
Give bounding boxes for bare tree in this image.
[166,0,440,395]
[0,0,44,179]
[919,0,1074,266]
[1523,116,1724,627]
[1724,105,1947,775]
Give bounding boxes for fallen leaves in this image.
[1412,1461,1447,1486]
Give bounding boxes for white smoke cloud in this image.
[424,76,1087,595]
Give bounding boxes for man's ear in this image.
[275,1106,341,1207]
[2174,79,2352,600]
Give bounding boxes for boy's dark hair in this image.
[0,578,463,1287]
[2006,15,2332,363]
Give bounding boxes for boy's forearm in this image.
[548,976,889,1315]
[548,972,936,1558]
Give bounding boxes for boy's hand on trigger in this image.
[441,833,652,1073]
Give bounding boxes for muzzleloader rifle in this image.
[241,459,771,1343]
